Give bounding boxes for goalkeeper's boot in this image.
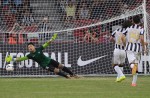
[132,64,138,75]
[131,83,137,87]
[70,74,80,79]
[66,75,72,79]
[118,76,126,82]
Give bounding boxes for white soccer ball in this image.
[6,64,14,71]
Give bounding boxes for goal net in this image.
[0,0,149,77]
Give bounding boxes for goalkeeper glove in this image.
[50,33,58,41]
[5,55,17,65]
[5,55,13,63]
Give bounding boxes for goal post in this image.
[0,0,150,77]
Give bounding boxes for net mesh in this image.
[0,0,149,77]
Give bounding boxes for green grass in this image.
[0,76,150,98]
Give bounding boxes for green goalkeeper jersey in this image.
[26,46,51,68]
[16,42,51,68]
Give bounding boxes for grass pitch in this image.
[0,76,150,98]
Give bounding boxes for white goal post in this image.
[0,0,150,77]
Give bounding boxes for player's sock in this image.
[116,74,120,82]
[114,66,124,77]
[62,66,74,75]
[57,71,69,78]
[117,74,120,79]
[132,73,137,84]
[132,64,138,75]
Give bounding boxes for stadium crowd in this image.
[0,0,146,44]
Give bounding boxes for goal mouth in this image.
[0,0,150,77]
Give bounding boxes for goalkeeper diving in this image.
[6,33,79,79]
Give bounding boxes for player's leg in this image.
[126,51,138,86]
[48,66,70,79]
[119,50,126,72]
[117,50,126,82]
[58,64,79,78]
[119,64,123,72]
[50,59,79,78]
[131,53,139,86]
[112,57,119,80]
[114,64,125,82]
[113,49,125,82]
[130,63,138,86]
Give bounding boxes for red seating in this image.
[29,38,38,43]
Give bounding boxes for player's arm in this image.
[121,29,128,46]
[5,55,29,65]
[140,29,145,52]
[140,35,145,51]
[109,31,115,43]
[42,33,58,49]
[15,56,29,62]
[121,34,126,47]
[109,36,115,42]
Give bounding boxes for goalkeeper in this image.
[6,34,78,79]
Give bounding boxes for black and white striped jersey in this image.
[123,24,144,53]
[112,28,125,50]
[22,16,35,26]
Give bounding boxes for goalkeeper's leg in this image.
[48,67,70,79]
[59,65,79,78]
[50,59,79,78]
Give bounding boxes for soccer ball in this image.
[6,64,14,71]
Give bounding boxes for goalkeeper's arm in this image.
[42,33,58,49]
[15,56,29,62]
[6,55,29,64]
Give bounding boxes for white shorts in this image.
[113,49,126,65]
[126,51,140,64]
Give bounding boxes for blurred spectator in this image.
[122,0,134,6]
[90,0,105,20]
[65,1,76,22]
[83,29,92,43]
[9,18,25,44]
[21,10,35,26]
[13,0,22,7]
[80,26,102,43]
[38,16,49,32]
[38,16,51,40]
[74,29,84,42]
[9,1,17,14]
[10,19,23,33]
[0,0,2,21]
[78,3,90,19]
[23,0,30,7]
[2,0,9,5]
[91,26,100,43]
[55,0,67,22]
[60,0,67,13]
[16,7,24,23]
[98,31,109,43]
[139,14,144,27]
[91,32,99,43]
[3,9,16,30]
[8,33,17,44]
[22,0,32,13]
[121,3,129,14]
